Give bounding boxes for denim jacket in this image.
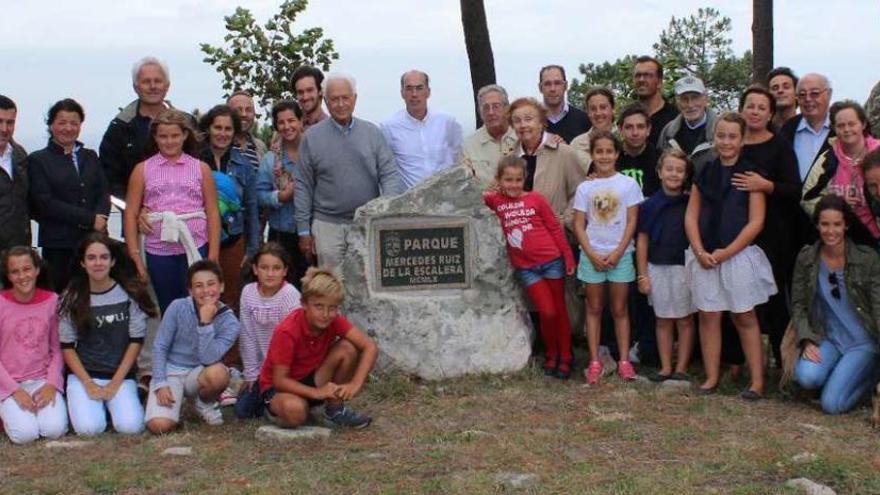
[202,146,260,256]
[790,240,880,346]
[256,149,297,233]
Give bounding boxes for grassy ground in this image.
[1,363,878,495]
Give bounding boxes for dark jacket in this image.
[28,140,110,249]
[98,100,186,200]
[790,240,880,347]
[0,141,31,250]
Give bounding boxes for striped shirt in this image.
[142,153,208,255]
[238,282,301,381]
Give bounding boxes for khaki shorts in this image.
[145,365,214,423]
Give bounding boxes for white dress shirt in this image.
[381,108,463,190]
[0,144,13,179]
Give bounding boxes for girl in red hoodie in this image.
[484,155,575,379]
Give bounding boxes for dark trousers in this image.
[41,247,75,292]
[146,245,208,314]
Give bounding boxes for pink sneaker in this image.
[585,361,603,385]
[618,360,637,381]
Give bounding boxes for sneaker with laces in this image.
[584,360,603,385]
[323,405,371,429]
[618,360,637,381]
[195,397,224,426]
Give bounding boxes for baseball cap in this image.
[674,76,706,96]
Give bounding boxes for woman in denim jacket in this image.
[199,105,260,314]
[256,100,310,289]
[789,194,880,414]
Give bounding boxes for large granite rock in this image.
[867,81,880,139]
[341,166,533,379]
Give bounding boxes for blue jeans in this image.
[146,245,208,314]
[516,257,565,287]
[234,383,263,419]
[794,340,879,414]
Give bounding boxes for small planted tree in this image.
[200,0,339,116]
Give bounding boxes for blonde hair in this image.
[301,266,344,303]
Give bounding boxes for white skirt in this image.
[647,263,695,319]
[685,245,778,314]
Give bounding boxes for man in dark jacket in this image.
[0,95,31,253]
[99,56,176,201]
[779,72,835,181]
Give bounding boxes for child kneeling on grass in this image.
[259,267,378,429]
[145,260,240,433]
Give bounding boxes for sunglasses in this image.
[828,272,841,300]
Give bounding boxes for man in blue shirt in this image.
[779,73,834,180]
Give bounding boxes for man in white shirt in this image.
[381,70,463,190]
[459,84,518,184]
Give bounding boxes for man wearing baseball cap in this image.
[656,75,718,156]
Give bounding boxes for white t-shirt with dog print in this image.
[572,172,644,256]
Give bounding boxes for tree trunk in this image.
[460,0,496,128]
[751,0,773,83]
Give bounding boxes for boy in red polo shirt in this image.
[259,266,378,428]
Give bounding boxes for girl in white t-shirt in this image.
[573,131,644,385]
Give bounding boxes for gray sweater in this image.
[150,297,240,389]
[294,117,403,234]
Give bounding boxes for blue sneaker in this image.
[324,405,371,429]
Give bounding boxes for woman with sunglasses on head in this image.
[790,195,880,414]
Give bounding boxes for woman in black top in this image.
[730,86,802,368]
[29,99,110,291]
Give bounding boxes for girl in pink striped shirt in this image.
[0,247,68,444]
[235,242,301,418]
[124,109,221,314]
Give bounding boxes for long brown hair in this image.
[58,233,158,337]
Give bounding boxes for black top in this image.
[28,140,110,249]
[0,142,30,251]
[675,121,707,156]
[695,157,760,251]
[638,190,689,265]
[618,146,661,196]
[524,154,538,192]
[649,100,679,149]
[742,134,803,266]
[98,102,154,200]
[547,105,591,144]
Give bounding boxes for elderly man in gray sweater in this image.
[295,73,403,268]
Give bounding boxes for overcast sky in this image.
[3,0,878,152]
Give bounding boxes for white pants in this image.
[0,379,68,444]
[312,218,351,268]
[66,375,144,436]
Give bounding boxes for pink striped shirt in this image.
[238,282,301,381]
[142,153,209,255]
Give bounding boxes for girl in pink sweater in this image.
[0,247,68,444]
[484,156,575,379]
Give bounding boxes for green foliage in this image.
[200,0,339,117]
[569,7,751,112]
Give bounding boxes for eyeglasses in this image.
[797,88,828,101]
[828,272,841,300]
[481,102,505,112]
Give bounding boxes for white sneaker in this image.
[195,397,224,426]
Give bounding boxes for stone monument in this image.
[341,166,533,379]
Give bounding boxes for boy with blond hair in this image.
[258,267,378,428]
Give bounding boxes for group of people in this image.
[0,53,878,444]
